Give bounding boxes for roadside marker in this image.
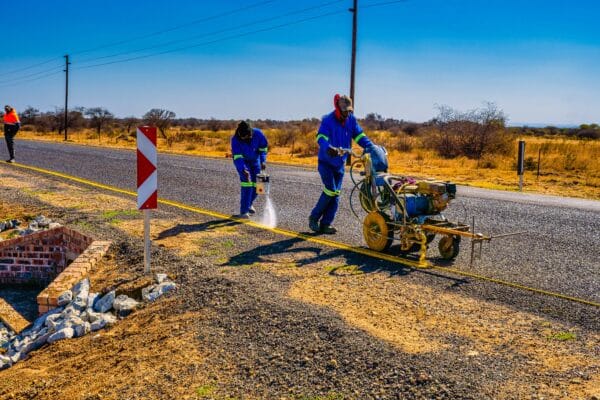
[137,126,157,274]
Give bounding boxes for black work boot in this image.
[308,217,320,233]
[320,224,337,234]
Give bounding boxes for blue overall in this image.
[310,112,372,226]
[231,128,268,214]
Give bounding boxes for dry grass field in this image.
[12,128,600,200]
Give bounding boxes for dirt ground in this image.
[0,164,598,400]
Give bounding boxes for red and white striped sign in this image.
[137,126,157,209]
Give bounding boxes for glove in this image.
[243,170,251,182]
[261,162,266,170]
[327,146,338,157]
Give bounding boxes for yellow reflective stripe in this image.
[233,154,243,160]
[353,132,366,143]
[240,182,255,187]
[259,147,268,152]
[323,188,339,197]
[316,134,329,142]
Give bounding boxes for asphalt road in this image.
[4,139,600,306]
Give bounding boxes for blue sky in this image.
[1,0,599,125]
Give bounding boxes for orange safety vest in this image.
[3,110,19,124]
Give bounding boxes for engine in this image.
[397,180,457,217]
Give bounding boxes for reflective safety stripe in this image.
[353,132,366,143]
[240,182,256,187]
[316,133,329,142]
[233,154,243,160]
[323,188,340,197]
[259,147,268,152]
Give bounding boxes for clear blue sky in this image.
[2,0,599,125]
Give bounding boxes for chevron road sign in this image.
[137,126,158,209]
[137,126,157,273]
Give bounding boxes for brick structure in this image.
[0,227,94,286]
[0,227,111,315]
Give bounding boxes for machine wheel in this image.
[438,235,460,260]
[363,212,393,252]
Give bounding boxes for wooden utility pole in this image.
[64,55,70,141]
[347,0,358,166]
[350,0,358,103]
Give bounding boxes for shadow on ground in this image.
[0,287,40,322]
[156,219,241,240]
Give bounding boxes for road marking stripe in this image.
[9,162,600,308]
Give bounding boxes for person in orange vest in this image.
[3,105,20,163]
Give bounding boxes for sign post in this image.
[517,140,525,192]
[137,126,158,274]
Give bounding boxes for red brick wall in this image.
[0,227,93,286]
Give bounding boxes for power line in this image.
[0,65,65,85]
[71,0,279,56]
[75,8,348,71]
[76,0,345,66]
[362,0,409,9]
[0,57,62,78]
[0,69,63,89]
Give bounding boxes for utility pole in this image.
[349,0,357,103]
[347,0,358,166]
[64,54,70,141]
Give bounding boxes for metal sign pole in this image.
[144,209,151,274]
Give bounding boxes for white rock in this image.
[112,295,139,312]
[57,290,73,306]
[48,222,62,229]
[47,327,74,343]
[74,322,91,338]
[94,291,115,313]
[157,281,177,296]
[90,313,116,332]
[30,307,63,333]
[87,293,100,309]
[45,314,63,331]
[156,273,168,284]
[71,278,90,299]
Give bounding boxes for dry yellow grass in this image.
[12,128,600,199]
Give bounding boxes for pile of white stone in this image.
[0,215,62,241]
[0,273,176,370]
[0,219,20,233]
[17,215,61,236]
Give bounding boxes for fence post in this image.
[517,140,525,191]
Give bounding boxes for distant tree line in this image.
[12,105,599,158]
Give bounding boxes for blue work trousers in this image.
[310,162,344,226]
[238,162,260,214]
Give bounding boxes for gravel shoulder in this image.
[0,165,598,400]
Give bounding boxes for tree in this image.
[85,107,114,139]
[20,106,40,125]
[121,116,140,135]
[428,103,509,160]
[143,109,176,143]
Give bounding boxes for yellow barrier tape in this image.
[10,162,600,308]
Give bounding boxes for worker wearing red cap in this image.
[309,94,373,234]
[3,105,20,163]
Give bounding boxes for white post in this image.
[144,209,151,274]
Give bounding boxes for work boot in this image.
[248,206,256,214]
[320,224,337,234]
[309,216,320,233]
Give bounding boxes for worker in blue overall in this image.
[309,94,373,234]
[231,121,268,218]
